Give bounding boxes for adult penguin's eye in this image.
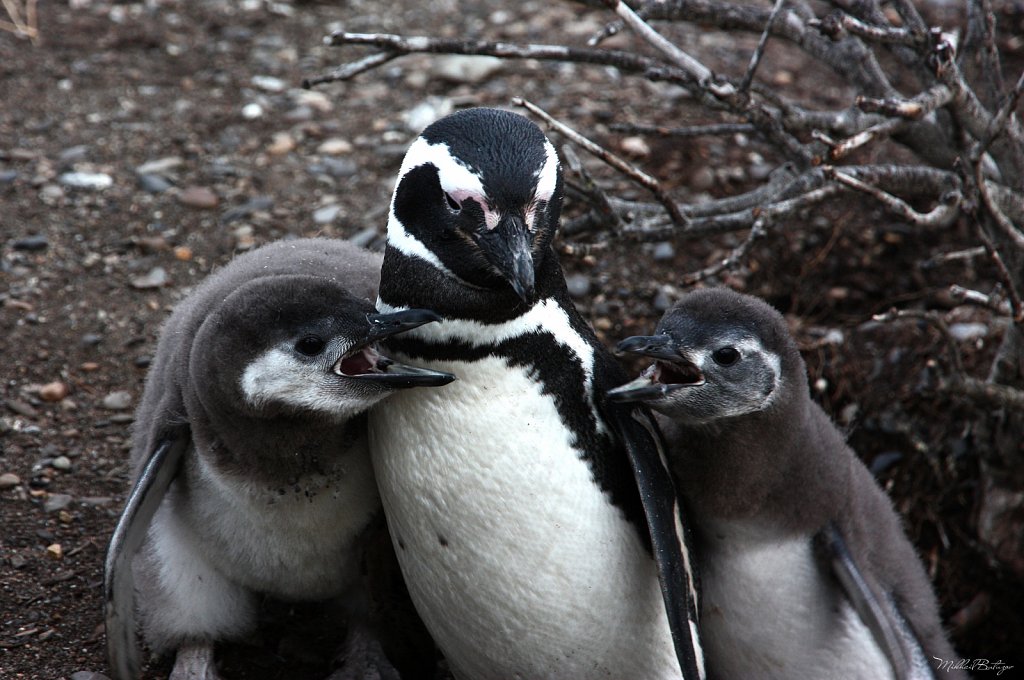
[295,335,326,356]
[712,346,740,366]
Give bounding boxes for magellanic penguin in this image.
[610,287,964,680]
[367,107,704,680]
[104,238,454,680]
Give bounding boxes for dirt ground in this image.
[2,1,1022,678]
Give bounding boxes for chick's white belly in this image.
[369,356,679,680]
[699,519,894,680]
[183,439,379,600]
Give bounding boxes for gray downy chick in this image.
[610,287,962,680]
[105,238,453,680]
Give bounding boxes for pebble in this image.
[653,288,674,312]
[292,89,332,112]
[70,672,113,680]
[251,74,288,92]
[318,157,357,178]
[242,102,264,120]
[404,97,453,133]
[40,184,65,204]
[234,225,256,250]
[137,173,172,193]
[620,136,651,158]
[12,234,49,251]
[949,322,988,342]
[652,242,675,261]
[179,185,219,209]
[59,145,90,164]
[130,267,168,289]
[317,138,353,155]
[565,274,592,299]
[81,333,103,346]
[221,196,274,224]
[6,398,38,418]
[691,166,715,191]
[52,456,72,471]
[0,169,17,183]
[102,390,133,411]
[59,171,113,190]
[431,55,503,83]
[46,543,63,560]
[267,132,296,155]
[313,204,341,224]
[135,156,183,175]
[0,473,21,489]
[44,493,73,512]
[38,381,69,402]
[348,227,380,249]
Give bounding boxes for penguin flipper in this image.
[604,402,704,680]
[105,433,190,680]
[815,521,915,680]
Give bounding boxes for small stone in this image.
[44,493,73,512]
[40,184,65,203]
[52,456,72,471]
[431,55,503,83]
[317,138,353,155]
[652,242,675,261]
[102,391,133,411]
[313,204,341,225]
[137,173,172,193]
[251,75,288,92]
[691,166,714,191]
[234,225,256,250]
[134,356,152,368]
[80,362,100,371]
[12,234,49,251]
[81,333,103,346]
[404,97,453,133]
[0,473,21,489]
[653,289,673,312]
[267,132,296,155]
[174,246,192,261]
[5,398,38,418]
[130,267,168,289]
[594,317,613,331]
[0,169,17,184]
[46,543,63,560]
[9,553,26,569]
[135,157,183,175]
[620,136,651,158]
[179,186,219,209]
[319,157,357,178]
[59,171,113,190]
[292,89,332,112]
[949,322,988,342]
[241,102,264,120]
[38,381,69,402]
[59,510,73,524]
[565,274,592,299]
[773,70,794,86]
[348,227,380,249]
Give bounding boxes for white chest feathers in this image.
[698,518,895,680]
[166,437,380,601]
[369,355,680,680]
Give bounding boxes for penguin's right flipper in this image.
[605,402,705,680]
[815,522,914,680]
[105,433,190,680]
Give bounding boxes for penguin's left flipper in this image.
[105,432,190,680]
[815,521,925,680]
[603,400,704,680]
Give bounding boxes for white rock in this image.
[59,172,113,190]
[431,55,503,84]
[242,103,264,120]
[251,75,287,93]
[404,97,454,133]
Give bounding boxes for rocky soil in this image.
[2,0,1022,678]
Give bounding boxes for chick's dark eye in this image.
[712,346,740,366]
[295,335,326,356]
[444,192,461,212]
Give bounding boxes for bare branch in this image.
[812,11,919,48]
[609,122,756,138]
[972,210,1024,323]
[826,167,961,227]
[560,144,622,234]
[921,247,987,269]
[949,285,1012,315]
[978,68,1024,158]
[302,52,398,88]
[682,216,768,284]
[738,0,787,93]
[939,375,1024,412]
[602,0,718,89]
[513,97,687,226]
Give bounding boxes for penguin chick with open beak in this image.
[610,287,962,680]
[105,238,453,680]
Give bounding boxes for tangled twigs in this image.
[513,97,688,227]
[1,0,38,43]
[681,216,768,285]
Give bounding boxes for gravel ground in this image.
[2,1,1022,678]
